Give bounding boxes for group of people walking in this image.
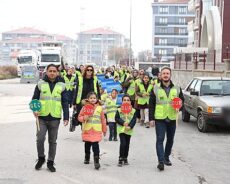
[32,63,184,172]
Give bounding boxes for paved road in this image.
[0,78,230,184]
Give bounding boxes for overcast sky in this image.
[0,0,153,54]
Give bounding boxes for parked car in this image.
[182,77,230,132]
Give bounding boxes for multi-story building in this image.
[187,0,229,62]
[152,0,195,62]
[0,27,77,64]
[77,27,126,66]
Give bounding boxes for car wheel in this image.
[182,107,190,122]
[197,112,210,132]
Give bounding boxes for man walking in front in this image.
[32,64,69,172]
[149,66,184,171]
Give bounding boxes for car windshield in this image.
[41,54,60,62]
[201,80,230,96]
[18,56,32,64]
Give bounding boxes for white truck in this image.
[38,41,63,78]
[17,50,41,76]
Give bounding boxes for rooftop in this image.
[3,27,48,35]
[4,37,52,43]
[79,27,121,35]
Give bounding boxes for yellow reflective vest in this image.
[38,80,66,118]
[154,85,180,120]
[83,106,103,132]
[117,108,136,136]
[105,98,117,121]
[76,76,98,104]
[63,75,75,91]
[137,83,153,105]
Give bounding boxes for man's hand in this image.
[33,112,39,118]
[103,132,106,137]
[63,120,69,126]
[149,120,155,127]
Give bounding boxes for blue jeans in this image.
[155,120,176,163]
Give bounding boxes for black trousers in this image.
[108,122,117,140]
[85,141,100,156]
[119,133,131,159]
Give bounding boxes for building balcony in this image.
[154,43,187,47]
[155,32,188,36]
[155,22,187,26]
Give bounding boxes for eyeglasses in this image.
[87,69,93,72]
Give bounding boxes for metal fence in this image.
[174,50,229,71]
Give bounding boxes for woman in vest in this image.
[136,73,153,128]
[115,95,136,167]
[72,65,101,129]
[78,92,107,170]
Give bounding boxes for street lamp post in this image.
[129,0,132,67]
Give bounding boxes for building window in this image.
[179,7,187,14]
[159,6,168,14]
[159,17,168,24]
[179,28,187,35]
[179,18,186,24]
[159,49,167,55]
[159,39,167,45]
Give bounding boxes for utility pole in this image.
[129,0,132,66]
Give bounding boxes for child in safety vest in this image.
[104,89,118,141]
[136,73,153,128]
[115,94,136,167]
[78,92,107,170]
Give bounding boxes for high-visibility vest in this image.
[63,75,75,91]
[60,70,67,77]
[76,76,98,104]
[127,79,136,96]
[117,108,136,136]
[83,106,103,132]
[38,80,66,118]
[101,93,108,102]
[120,71,129,83]
[114,71,119,78]
[154,85,180,120]
[135,78,142,87]
[75,70,82,77]
[153,79,161,87]
[137,83,153,105]
[105,98,117,120]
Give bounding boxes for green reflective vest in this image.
[137,83,153,105]
[83,106,102,132]
[63,75,75,91]
[153,79,161,87]
[154,85,180,120]
[60,70,67,77]
[38,80,66,118]
[117,108,136,136]
[101,93,108,102]
[76,76,98,104]
[127,79,136,96]
[105,98,117,120]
